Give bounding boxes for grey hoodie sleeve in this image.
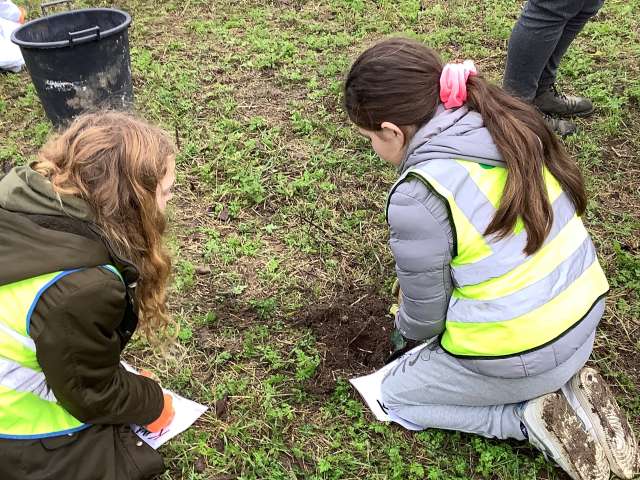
[388,178,454,341]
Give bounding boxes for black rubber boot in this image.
[534,85,594,118]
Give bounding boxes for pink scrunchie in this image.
[439,60,478,109]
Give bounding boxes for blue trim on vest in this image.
[0,423,92,440]
[11,265,123,440]
[25,269,83,335]
[99,264,124,284]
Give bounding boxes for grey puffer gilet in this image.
[388,104,603,379]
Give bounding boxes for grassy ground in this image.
[2,0,640,479]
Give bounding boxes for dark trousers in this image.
[503,0,605,101]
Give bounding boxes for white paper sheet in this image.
[0,2,24,73]
[0,16,24,72]
[349,343,427,431]
[121,362,208,449]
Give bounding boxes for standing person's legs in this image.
[537,0,605,94]
[380,337,593,440]
[503,0,587,102]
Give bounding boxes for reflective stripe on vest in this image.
[0,265,122,439]
[389,159,609,358]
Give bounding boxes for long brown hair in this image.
[344,38,587,255]
[33,111,176,340]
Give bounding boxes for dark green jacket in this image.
[0,166,165,480]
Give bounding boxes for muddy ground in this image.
[296,292,392,393]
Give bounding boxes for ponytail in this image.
[465,77,587,254]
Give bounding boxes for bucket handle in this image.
[68,26,101,44]
[40,0,74,16]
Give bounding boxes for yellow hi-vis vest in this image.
[388,159,609,358]
[0,265,122,439]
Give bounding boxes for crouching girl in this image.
[344,38,638,480]
[0,112,177,480]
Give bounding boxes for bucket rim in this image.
[11,8,131,49]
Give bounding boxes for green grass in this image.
[2,0,640,479]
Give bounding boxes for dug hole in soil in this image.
[297,292,393,394]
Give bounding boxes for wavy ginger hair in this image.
[33,111,176,341]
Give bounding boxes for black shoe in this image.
[542,114,577,137]
[534,85,594,118]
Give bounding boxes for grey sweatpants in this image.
[381,332,594,440]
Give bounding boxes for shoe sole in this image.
[536,106,594,118]
[526,393,609,480]
[573,107,595,118]
[571,368,639,479]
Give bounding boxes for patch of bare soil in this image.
[296,292,392,393]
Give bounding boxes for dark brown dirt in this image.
[215,395,229,420]
[296,292,393,393]
[194,456,207,473]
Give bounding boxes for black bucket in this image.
[11,8,133,127]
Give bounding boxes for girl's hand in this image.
[390,279,402,304]
[139,369,173,432]
[386,329,420,364]
[139,369,160,382]
[145,393,175,432]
